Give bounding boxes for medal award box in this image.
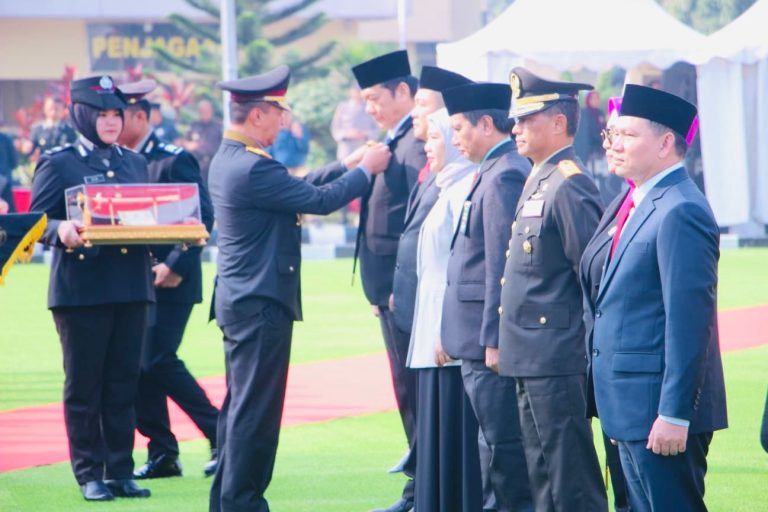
[65,183,209,246]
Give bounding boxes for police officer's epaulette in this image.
[158,142,183,155]
[557,160,582,178]
[44,143,74,155]
[246,146,272,159]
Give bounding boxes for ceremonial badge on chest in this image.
[459,200,472,236]
[83,174,106,184]
[521,199,544,218]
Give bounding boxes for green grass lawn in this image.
[0,250,767,511]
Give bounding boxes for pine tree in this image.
[155,0,336,80]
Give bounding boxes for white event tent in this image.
[436,0,705,81]
[437,0,766,232]
[694,0,768,231]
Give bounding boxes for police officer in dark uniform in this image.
[29,76,154,501]
[440,82,534,512]
[497,68,607,511]
[350,51,426,512]
[118,79,219,479]
[27,97,78,156]
[207,65,391,512]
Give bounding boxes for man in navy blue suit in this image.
[590,84,728,511]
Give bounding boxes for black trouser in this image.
[618,432,712,512]
[515,375,608,512]
[52,302,148,485]
[415,366,482,512]
[209,299,293,512]
[378,305,418,502]
[461,360,533,512]
[136,301,219,459]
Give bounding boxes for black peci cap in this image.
[70,76,127,110]
[508,67,593,118]
[119,79,157,110]
[352,50,412,89]
[218,65,291,110]
[443,83,511,116]
[619,84,697,139]
[419,66,472,94]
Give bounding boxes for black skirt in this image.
[415,366,483,512]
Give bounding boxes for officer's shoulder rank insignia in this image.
[159,142,183,155]
[557,160,582,178]
[45,144,73,155]
[246,146,272,159]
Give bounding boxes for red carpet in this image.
[0,352,396,473]
[1,305,766,474]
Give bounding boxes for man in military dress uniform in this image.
[351,50,427,512]
[24,96,78,158]
[182,99,223,182]
[497,68,607,512]
[207,65,391,512]
[118,79,219,479]
[441,82,533,512]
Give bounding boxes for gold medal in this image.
[523,240,532,254]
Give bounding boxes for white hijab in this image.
[427,108,476,190]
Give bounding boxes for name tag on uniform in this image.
[459,201,472,236]
[521,199,544,218]
[84,174,106,184]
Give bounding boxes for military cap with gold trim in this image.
[419,66,472,94]
[119,79,157,110]
[218,65,291,110]
[70,75,128,110]
[619,84,697,140]
[443,82,511,116]
[352,50,411,89]
[508,67,592,119]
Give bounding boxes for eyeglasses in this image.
[600,128,620,145]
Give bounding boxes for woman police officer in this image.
[30,76,154,501]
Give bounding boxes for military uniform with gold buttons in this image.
[497,68,607,512]
[29,76,154,492]
[118,79,220,477]
[208,66,372,512]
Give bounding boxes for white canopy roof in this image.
[695,0,768,64]
[437,0,706,81]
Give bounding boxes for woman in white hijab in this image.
[407,108,482,511]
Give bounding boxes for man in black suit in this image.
[118,79,219,479]
[207,65,390,512]
[440,82,533,512]
[351,50,427,512]
[497,68,607,512]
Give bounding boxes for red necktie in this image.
[610,186,636,258]
[417,162,430,184]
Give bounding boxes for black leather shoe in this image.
[203,448,218,477]
[133,453,182,479]
[104,479,151,498]
[388,449,411,474]
[80,480,114,501]
[370,498,413,512]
